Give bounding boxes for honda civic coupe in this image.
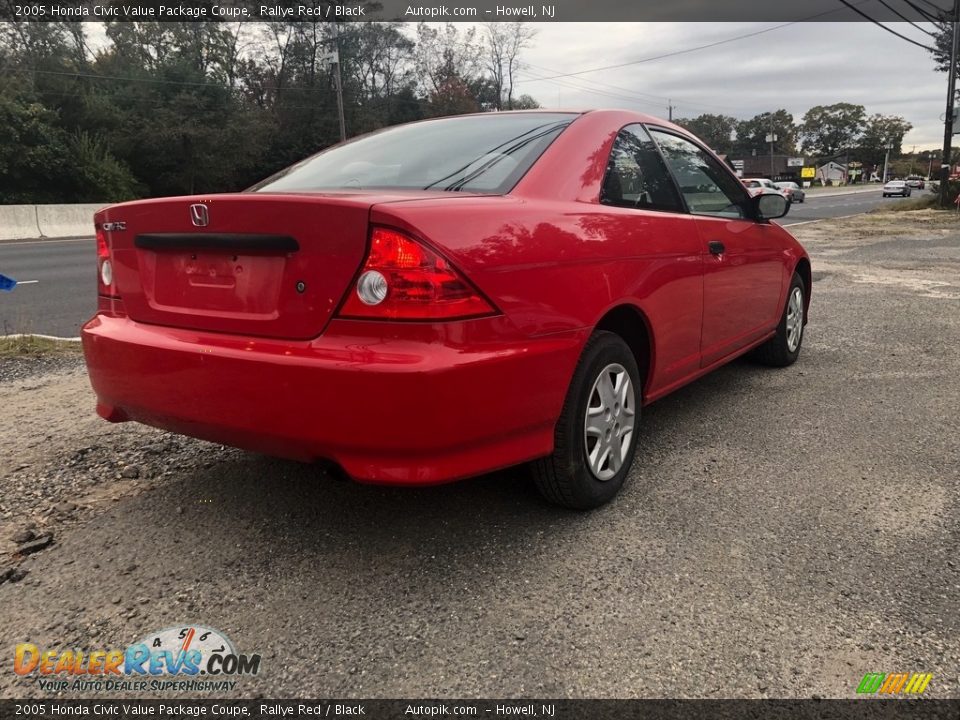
[83,110,810,510]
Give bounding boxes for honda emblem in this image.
[190,204,209,227]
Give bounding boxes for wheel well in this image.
[594,306,651,396]
[794,257,812,310]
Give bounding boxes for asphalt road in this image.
[0,209,957,700]
[779,188,917,225]
[0,238,95,338]
[0,189,923,338]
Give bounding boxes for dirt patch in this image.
[791,210,960,300]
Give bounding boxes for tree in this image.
[415,23,482,97]
[856,114,913,167]
[484,22,536,110]
[734,110,797,156]
[929,20,958,76]
[799,103,866,158]
[674,114,737,152]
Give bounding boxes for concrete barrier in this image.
[35,203,103,239]
[0,205,43,241]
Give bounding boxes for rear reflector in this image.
[96,226,119,299]
[337,227,497,321]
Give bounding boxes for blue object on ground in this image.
[0,274,17,292]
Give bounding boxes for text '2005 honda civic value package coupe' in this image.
[83,110,810,509]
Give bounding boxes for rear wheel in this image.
[752,272,806,367]
[533,331,641,510]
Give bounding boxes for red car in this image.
[83,110,809,509]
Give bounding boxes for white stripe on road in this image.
[1,333,81,342]
[0,237,93,246]
[14,280,39,285]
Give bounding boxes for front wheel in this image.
[532,331,642,510]
[752,272,806,367]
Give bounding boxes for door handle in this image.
[708,240,725,255]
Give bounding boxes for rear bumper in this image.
[82,314,585,484]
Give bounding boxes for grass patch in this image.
[0,335,82,358]
[880,195,941,212]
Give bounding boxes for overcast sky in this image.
[82,20,947,150]
[512,22,947,150]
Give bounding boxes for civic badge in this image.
[190,204,209,227]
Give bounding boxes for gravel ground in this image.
[1,210,958,700]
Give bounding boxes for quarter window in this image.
[649,129,749,219]
[600,125,683,213]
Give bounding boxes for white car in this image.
[882,180,912,198]
[742,178,788,200]
[775,181,805,203]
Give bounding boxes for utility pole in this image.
[765,113,778,178]
[940,2,960,206]
[882,141,893,184]
[668,100,673,122]
[332,22,347,143]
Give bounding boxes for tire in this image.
[752,272,806,368]
[532,331,642,510]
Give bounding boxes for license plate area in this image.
[144,249,286,317]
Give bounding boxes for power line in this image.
[513,2,880,86]
[872,0,938,34]
[835,0,937,51]
[901,0,945,22]
[520,60,738,115]
[514,24,805,84]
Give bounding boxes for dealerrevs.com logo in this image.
[14,625,262,693]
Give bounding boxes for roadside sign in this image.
[787,157,804,167]
[801,167,815,178]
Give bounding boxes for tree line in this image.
[674,105,914,170]
[0,20,539,203]
[2,19,946,204]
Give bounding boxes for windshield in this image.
[744,180,761,187]
[251,113,577,195]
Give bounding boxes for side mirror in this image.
[753,193,789,221]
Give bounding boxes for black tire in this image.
[752,272,806,368]
[532,331,642,510]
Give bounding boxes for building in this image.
[728,154,809,181]
[816,161,848,185]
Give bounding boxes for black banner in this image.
[2,700,960,720]
[0,0,955,23]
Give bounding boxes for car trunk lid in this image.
[99,192,446,339]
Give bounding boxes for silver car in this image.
[882,180,911,198]
[775,181,805,203]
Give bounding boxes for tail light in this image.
[96,226,119,298]
[337,227,497,320]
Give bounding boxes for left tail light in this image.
[337,226,498,321]
[96,225,119,298]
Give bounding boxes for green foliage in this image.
[0,20,531,203]
[734,110,797,156]
[800,103,866,157]
[675,114,738,153]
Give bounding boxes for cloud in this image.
[517,22,947,148]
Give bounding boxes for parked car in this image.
[83,110,809,510]
[883,180,912,197]
[742,177,786,199]
[775,181,806,203]
[905,176,925,190]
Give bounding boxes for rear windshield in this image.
[251,113,577,195]
[743,180,761,187]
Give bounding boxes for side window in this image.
[600,124,683,213]
[648,129,750,219]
